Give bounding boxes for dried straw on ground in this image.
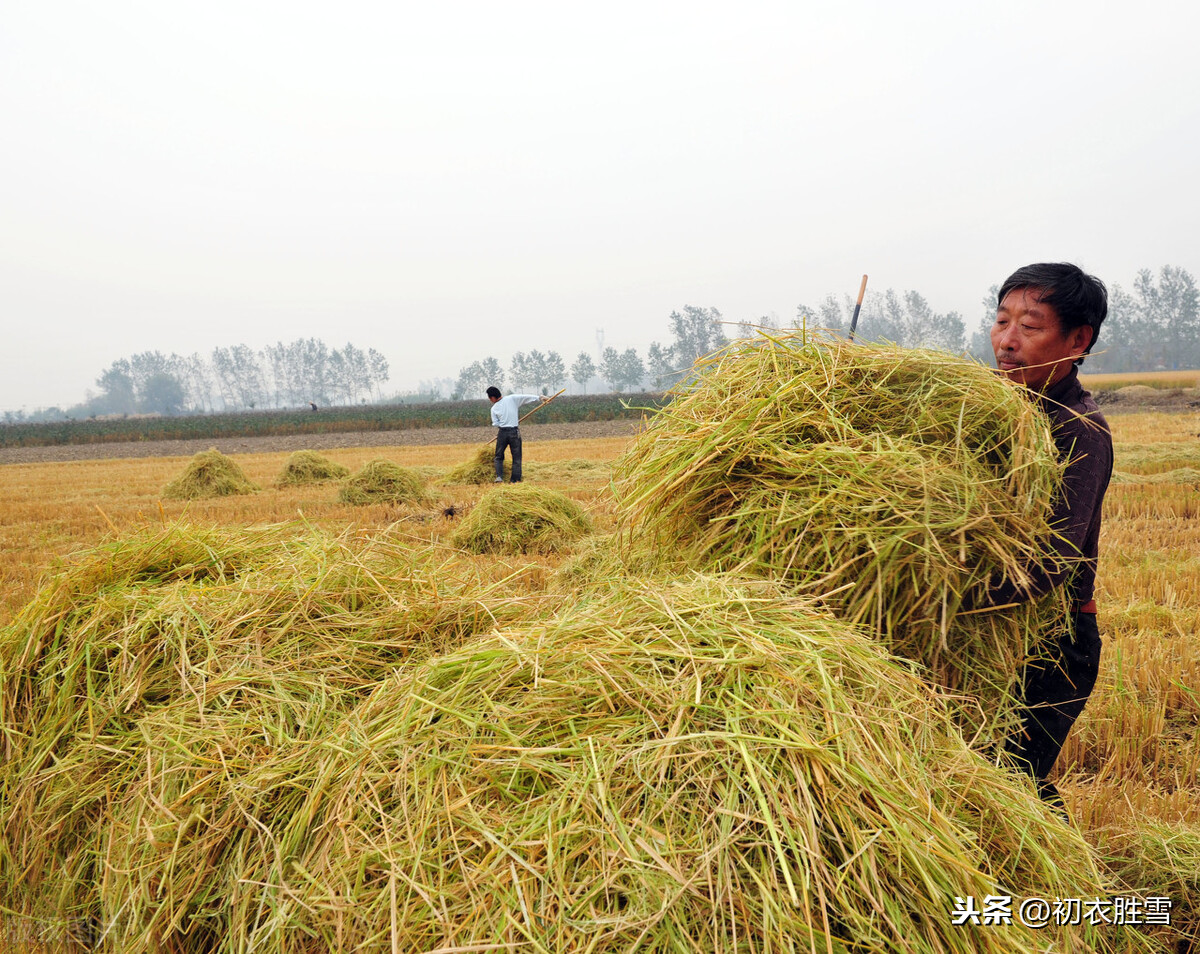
[451,484,593,554]
[613,334,1071,747]
[0,523,529,949]
[1111,467,1200,486]
[1098,818,1200,950]
[273,449,351,486]
[162,448,259,499]
[337,458,430,505]
[444,445,510,484]
[240,578,1143,954]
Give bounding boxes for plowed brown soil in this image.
[0,420,643,465]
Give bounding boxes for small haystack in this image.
[273,449,350,487]
[613,334,1070,747]
[444,445,510,484]
[251,578,1139,954]
[338,458,430,505]
[451,485,592,553]
[162,448,259,499]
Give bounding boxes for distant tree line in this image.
[447,265,1198,404]
[82,339,389,418]
[804,265,1199,373]
[5,265,1194,424]
[453,305,732,400]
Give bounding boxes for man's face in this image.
[990,287,1093,391]
[488,395,500,404]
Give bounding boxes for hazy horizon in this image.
[4,0,1197,412]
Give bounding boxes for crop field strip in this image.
[0,392,661,449]
[0,406,1197,950]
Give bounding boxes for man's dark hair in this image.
[485,386,502,400]
[997,263,1108,364]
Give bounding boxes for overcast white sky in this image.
[2,0,1198,411]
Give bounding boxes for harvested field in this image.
[0,364,1197,952]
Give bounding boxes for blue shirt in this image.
[490,394,540,428]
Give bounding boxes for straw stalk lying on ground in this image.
[0,523,531,949]
[241,577,1143,954]
[451,484,593,554]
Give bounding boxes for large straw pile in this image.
[444,445,511,484]
[451,485,593,554]
[613,334,1071,746]
[0,523,528,948]
[273,449,351,486]
[337,458,430,505]
[166,577,1135,954]
[162,448,259,499]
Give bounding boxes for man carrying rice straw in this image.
[980,262,1113,810]
[486,386,548,483]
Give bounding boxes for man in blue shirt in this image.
[486,386,546,483]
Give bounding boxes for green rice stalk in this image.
[337,459,430,505]
[162,449,259,500]
[451,485,593,554]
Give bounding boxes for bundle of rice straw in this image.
[162,448,259,499]
[444,445,511,484]
[451,485,592,553]
[220,578,1143,954]
[0,523,527,948]
[337,458,430,505]
[273,449,350,486]
[613,334,1071,748]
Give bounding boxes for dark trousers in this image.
[1005,610,1102,805]
[495,426,523,482]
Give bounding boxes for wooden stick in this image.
[848,274,868,341]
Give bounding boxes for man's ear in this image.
[1069,324,1094,357]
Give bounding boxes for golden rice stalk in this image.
[162,448,259,499]
[451,484,593,554]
